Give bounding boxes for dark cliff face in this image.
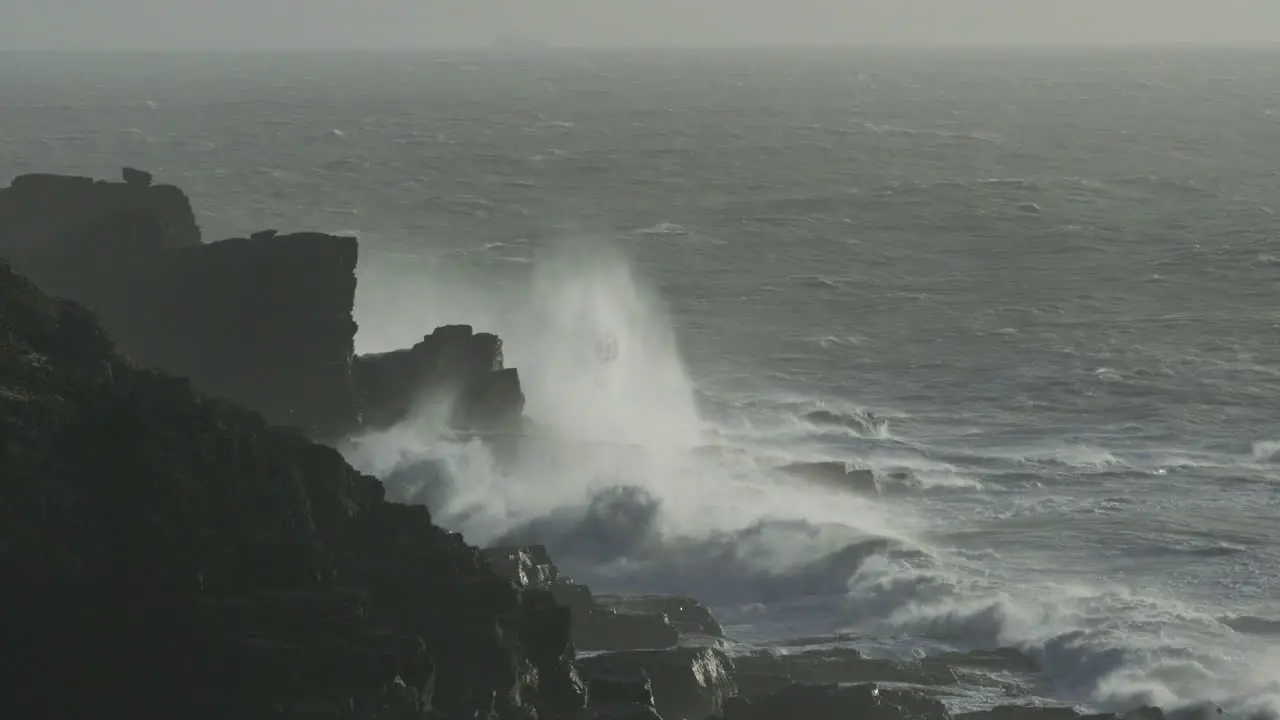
[0,260,584,719]
[354,325,526,434]
[6,230,363,438]
[0,170,201,250]
[0,171,523,440]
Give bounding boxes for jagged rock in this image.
[731,647,959,688]
[594,595,725,639]
[0,169,199,248]
[122,166,153,186]
[353,325,524,434]
[4,229,362,437]
[2,171,528,441]
[578,648,736,720]
[484,545,562,589]
[552,580,596,616]
[482,546,678,651]
[721,683,949,720]
[0,259,584,719]
[587,671,665,720]
[773,461,882,496]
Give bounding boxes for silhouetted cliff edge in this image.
[0,258,584,719]
[0,169,522,440]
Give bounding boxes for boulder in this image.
[0,259,584,719]
[578,648,736,720]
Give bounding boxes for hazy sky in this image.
[3,0,1280,50]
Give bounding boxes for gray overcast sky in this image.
[3,0,1280,50]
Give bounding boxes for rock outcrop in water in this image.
[353,325,525,434]
[0,259,585,719]
[0,169,522,440]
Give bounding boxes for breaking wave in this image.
[342,237,1278,720]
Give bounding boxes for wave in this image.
[342,236,1278,720]
[1250,440,1280,463]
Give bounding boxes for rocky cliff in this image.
[0,167,201,250]
[0,259,583,719]
[0,170,522,440]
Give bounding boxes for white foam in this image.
[344,236,1277,719]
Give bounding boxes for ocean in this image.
[2,47,1277,716]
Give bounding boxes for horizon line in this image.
[2,40,1280,54]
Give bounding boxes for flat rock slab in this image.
[579,648,736,720]
[723,682,950,720]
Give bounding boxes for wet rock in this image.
[587,670,666,720]
[575,608,682,651]
[960,706,1170,720]
[0,259,584,719]
[959,708,1087,720]
[482,544,593,615]
[483,544,562,590]
[732,648,958,688]
[773,461,882,496]
[552,581,597,616]
[353,325,524,434]
[482,545,682,650]
[594,594,725,639]
[722,682,950,720]
[578,648,736,720]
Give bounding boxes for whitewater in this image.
[2,47,1278,717]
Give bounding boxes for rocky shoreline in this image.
[0,170,1229,720]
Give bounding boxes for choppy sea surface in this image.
[3,48,1278,716]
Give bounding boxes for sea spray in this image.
[343,234,1278,720]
